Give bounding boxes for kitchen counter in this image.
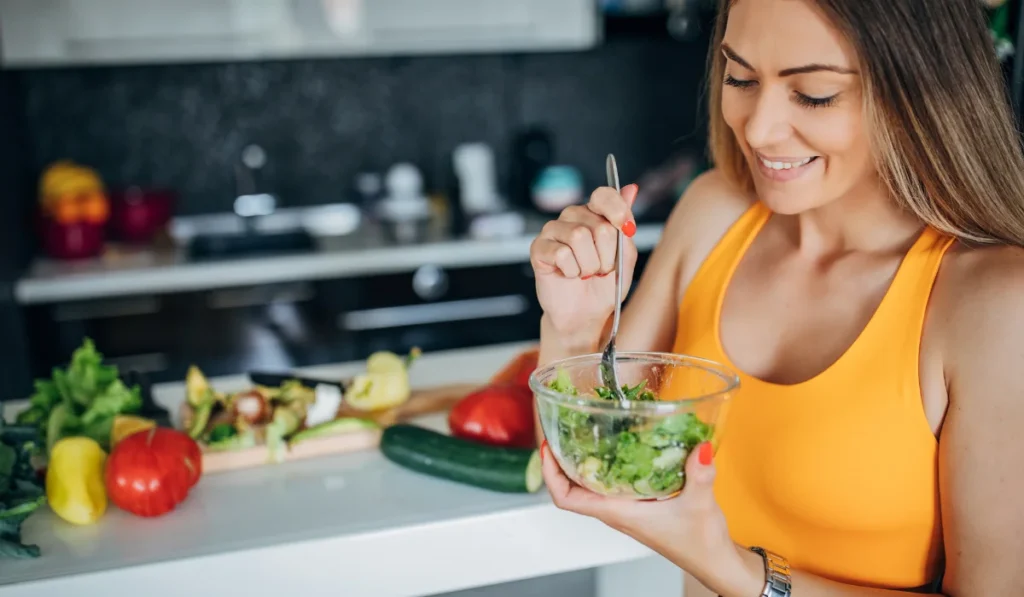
[0,342,672,597]
[14,214,664,305]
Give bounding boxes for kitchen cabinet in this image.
[0,0,600,68]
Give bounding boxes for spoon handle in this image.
[606,154,623,339]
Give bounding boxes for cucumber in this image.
[380,424,543,494]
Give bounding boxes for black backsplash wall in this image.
[11,34,712,217]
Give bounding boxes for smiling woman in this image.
[530,0,1024,596]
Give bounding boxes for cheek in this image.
[720,93,749,142]
[798,108,868,166]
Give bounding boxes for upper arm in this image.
[938,249,1024,596]
[619,168,753,353]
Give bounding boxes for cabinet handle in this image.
[338,295,529,331]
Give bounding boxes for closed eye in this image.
[794,92,838,108]
[724,74,756,89]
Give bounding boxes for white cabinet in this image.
[0,0,600,68]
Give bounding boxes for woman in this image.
[529,0,1024,595]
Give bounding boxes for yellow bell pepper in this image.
[46,437,108,525]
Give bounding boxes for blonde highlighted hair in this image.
[707,0,1024,247]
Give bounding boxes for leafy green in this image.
[206,428,257,452]
[16,338,141,453]
[548,371,713,497]
[0,419,46,559]
[207,423,237,444]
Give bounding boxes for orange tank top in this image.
[666,201,954,590]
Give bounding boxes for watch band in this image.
[750,546,792,597]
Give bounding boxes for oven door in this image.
[23,251,652,386]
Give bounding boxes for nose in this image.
[744,87,793,149]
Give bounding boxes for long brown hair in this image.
[707,0,1024,247]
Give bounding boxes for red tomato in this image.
[105,428,203,518]
[448,384,536,449]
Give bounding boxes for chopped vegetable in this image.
[0,420,46,558]
[303,385,342,428]
[110,415,157,447]
[288,417,379,446]
[546,371,713,497]
[232,390,270,425]
[266,406,302,463]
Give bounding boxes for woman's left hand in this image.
[540,441,760,596]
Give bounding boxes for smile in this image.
[754,153,820,182]
[758,155,817,170]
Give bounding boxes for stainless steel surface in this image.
[338,295,529,331]
[600,153,627,403]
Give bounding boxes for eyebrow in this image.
[721,43,857,76]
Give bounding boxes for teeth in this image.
[760,156,814,170]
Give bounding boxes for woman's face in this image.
[721,0,875,214]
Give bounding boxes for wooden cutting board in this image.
[197,382,479,474]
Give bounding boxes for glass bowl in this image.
[530,351,738,500]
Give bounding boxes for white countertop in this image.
[14,221,664,305]
[0,342,655,597]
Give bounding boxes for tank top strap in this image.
[678,200,771,326]
[848,226,956,398]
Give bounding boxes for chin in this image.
[753,186,819,215]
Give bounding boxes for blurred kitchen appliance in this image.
[377,163,432,244]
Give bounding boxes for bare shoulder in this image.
[933,242,1024,400]
[660,168,756,287]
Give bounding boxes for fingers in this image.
[530,183,639,278]
[587,183,638,235]
[680,442,717,510]
[541,442,608,518]
[562,207,619,274]
[549,220,602,277]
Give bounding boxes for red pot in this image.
[110,187,175,244]
[39,217,106,260]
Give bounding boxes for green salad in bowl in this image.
[531,352,738,499]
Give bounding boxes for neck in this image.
[781,178,923,256]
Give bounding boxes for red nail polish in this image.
[622,220,636,238]
[540,440,548,461]
[698,442,714,466]
[581,275,592,280]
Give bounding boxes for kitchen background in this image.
[0,0,1021,404]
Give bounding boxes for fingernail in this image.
[540,440,548,461]
[597,272,610,278]
[622,220,636,238]
[698,442,714,466]
[581,275,592,280]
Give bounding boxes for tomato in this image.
[448,384,536,449]
[105,428,202,518]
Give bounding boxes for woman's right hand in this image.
[530,183,639,347]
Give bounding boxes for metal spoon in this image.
[600,154,628,404]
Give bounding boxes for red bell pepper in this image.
[448,384,536,449]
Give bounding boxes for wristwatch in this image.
[750,546,792,597]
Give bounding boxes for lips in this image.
[753,153,820,182]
